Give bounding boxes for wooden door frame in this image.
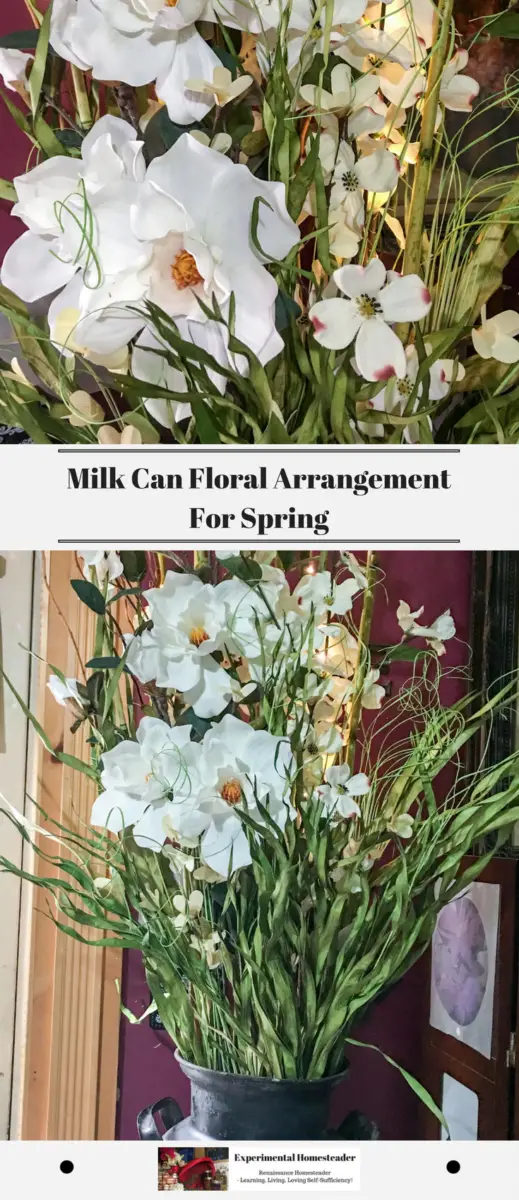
[17,551,122,1140]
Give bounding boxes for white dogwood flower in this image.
[330,140,400,234]
[397,601,456,654]
[292,569,362,619]
[317,763,370,820]
[91,718,199,848]
[125,573,242,718]
[351,0,435,68]
[378,64,426,110]
[50,0,221,124]
[359,343,465,439]
[301,62,379,118]
[472,310,519,364]
[170,714,295,876]
[440,50,479,112]
[388,813,414,839]
[184,65,253,106]
[309,257,431,382]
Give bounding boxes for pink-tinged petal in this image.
[334,256,386,299]
[355,147,400,194]
[441,74,480,112]
[309,298,363,350]
[355,317,407,382]
[379,274,432,323]
[348,106,386,137]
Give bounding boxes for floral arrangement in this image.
[1,1,519,442]
[2,548,519,1126]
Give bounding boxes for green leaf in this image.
[121,412,161,443]
[28,3,52,118]
[346,1038,450,1134]
[119,550,147,582]
[0,179,16,203]
[0,31,40,50]
[56,752,99,782]
[190,395,222,443]
[225,99,254,144]
[287,133,319,222]
[219,554,262,583]
[86,656,122,670]
[71,579,106,615]
[34,113,68,158]
[481,12,519,36]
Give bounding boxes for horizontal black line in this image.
[58,447,460,454]
[58,539,461,545]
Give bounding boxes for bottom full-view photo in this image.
[1,548,519,1147]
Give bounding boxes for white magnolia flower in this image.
[317,763,370,820]
[360,343,465,439]
[397,600,456,654]
[87,133,298,366]
[330,140,400,236]
[47,675,85,710]
[309,257,431,382]
[361,668,385,710]
[1,115,148,348]
[440,50,479,112]
[124,572,241,718]
[81,549,123,585]
[472,310,519,365]
[50,0,221,125]
[184,65,253,106]
[215,569,289,662]
[293,569,361,619]
[0,47,33,92]
[91,717,198,848]
[170,714,295,876]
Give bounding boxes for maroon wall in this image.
[116,551,473,1141]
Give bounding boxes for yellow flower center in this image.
[397,376,413,397]
[220,779,243,807]
[165,0,179,6]
[356,293,383,319]
[189,626,210,647]
[171,250,203,291]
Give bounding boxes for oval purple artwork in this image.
[432,896,488,1026]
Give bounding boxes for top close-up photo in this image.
[0,0,519,446]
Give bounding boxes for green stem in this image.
[71,65,93,130]
[452,179,519,325]
[402,0,455,281]
[345,552,378,771]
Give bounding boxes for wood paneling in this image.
[22,551,121,1140]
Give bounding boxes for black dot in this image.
[60,1161,74,1175]
[446,1160,460,1175]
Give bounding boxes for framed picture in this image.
[422,857,517,1139]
